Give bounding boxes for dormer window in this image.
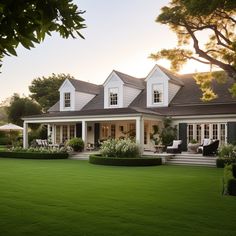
[152,84,163,104]
[109,88,118,106]
[64,92,71,108]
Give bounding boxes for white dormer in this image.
[59,79,76,111]
[59,79,97,111]
[145,65,182,107]
[103,71,143,109]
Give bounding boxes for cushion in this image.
[172,140,182,148]
[203,139,211,146]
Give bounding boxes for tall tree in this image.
[150,0,236,100]
[29,73,75,112]
[0,0,85,69]
[7,94,42,129]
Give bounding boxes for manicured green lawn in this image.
[0,158,236,236]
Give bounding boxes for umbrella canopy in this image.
[0,123,23,131]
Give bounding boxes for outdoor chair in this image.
[166,140,182,154]
[199,139,219,156]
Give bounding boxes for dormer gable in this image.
[103,71,143,109]
[145,65,182,107]
[59,79,99,111]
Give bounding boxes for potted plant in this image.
[188,139,199,153]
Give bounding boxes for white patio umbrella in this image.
[0,123,23,131]
[0,123,23,146]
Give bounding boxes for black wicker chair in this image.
[166,140,182,154]
[202,140,219,156]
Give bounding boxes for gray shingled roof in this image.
[114,70,145,89]
[68,78,100,95]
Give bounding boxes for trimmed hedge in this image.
[0,151,68,159]
[216,158,236,168]
[89,154,162,166]
[223,164,236,196]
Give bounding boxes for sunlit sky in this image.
[0,0,210,102]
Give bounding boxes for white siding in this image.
[168,82,181,103]
[75,92,95,110]
[146,67,169,107]
[59,80,75,111]
[123,86,141,107]
[104,72,124,108]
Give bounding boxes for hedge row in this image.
[0,151,68,159]
[223,164,236,196]
[89,154,162,166]
[216,158,236,168]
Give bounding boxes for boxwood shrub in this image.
[0,151,68,159]
[216,158,236,168]
[89,154,162,166]
[223,164,236,196]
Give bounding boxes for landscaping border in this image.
[0,151,68,159]
[89,154,162,166]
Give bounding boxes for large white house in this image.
[23,65,236,152]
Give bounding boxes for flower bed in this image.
[89,154,162,166]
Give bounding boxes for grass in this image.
[0,158,236,236]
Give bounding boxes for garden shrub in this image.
[217,144,236,168]
[223,164,236,196]
[67,137,84,152]
[100,138,140,158]
[89,154,162,166]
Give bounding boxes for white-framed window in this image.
[187,124,194,143]
[152,84,163,104]
[109,88,118,106]
[64,93,71,108]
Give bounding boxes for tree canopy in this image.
[7,94,42,129]
[0,0,85,69]
[150,0,236,100]
[29,73,75,112]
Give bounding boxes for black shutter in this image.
[94,123,100,147]
[179,123,187,151]
[227,122,236,144]
[76,123,82,138]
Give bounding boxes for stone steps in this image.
[166,154,216,167]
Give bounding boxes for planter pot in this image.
[187,143,199,154]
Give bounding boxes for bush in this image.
[217,144,236,168]
[0,151,68,159]
[89,154,162,166]
[100,138,140,158]
[223,164,236,196]
[67,137,84,152]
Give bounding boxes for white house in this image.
[22,65,236,152]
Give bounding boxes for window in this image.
[64,93,71,108]
[69,125,75,139]
[109,88,118,106]
[204,124,209,138]
[196,124,201,143]
[62,125,68,143]
[220,124,226,145]
[188,124,194,142]
[152,84,163,104]
[111,124,116,138]
[212,124,218,140]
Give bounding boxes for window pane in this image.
[204,124,209,138]
[69,125,75,139]
[64,93,71,107]
[212,124,218,140]
[152,84,163,104]
[196,124,201,143]
[62,125,68,143]
[188,124,193,142]
[56,126,60,144]
[220,124,226,145]
[109,88,118,106]
[111,124,116,138]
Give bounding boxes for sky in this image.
[0,0,210,103]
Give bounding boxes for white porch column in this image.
[136,116,144,153]
[23,122,29,149]
[82,120,87,149]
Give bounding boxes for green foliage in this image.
[190,139,197,144]
[223,164,236,195]
[0,0,85,69]
[100,138,140,158]
[150,125,161,145]
[7,94,42,129]
[0,150,68,159]
[67,137,84,152]
[151,0,236,100]
[89,154,162,166]
[29,74,74,111]
[218,144,236,158]
[160,117,177,147]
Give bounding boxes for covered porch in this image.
[23,113,163,154]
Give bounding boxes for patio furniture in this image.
[200,139,219,156]
[187,143,200,154]
[166,140,182,154]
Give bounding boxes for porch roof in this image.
[23,107,162,120]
